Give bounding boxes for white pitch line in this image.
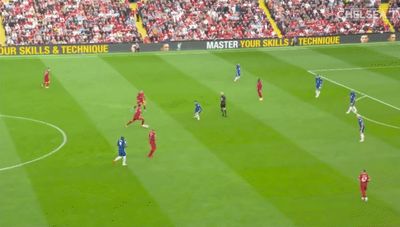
[356,95,367,102]
[308,70,400,112]
[0,115,67,172]
[356,113,400,130]
[310,65,400,72]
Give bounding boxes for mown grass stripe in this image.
[0,57,172,227]
[158,51,400,226]
[43,55,293,227]
[39,56,176,227]
[0,118,49,227]
[264,46,400,147]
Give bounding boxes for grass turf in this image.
[0,42,399,227]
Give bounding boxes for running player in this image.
[346,91,357,114]
[357,114,365,142]
[257,78,263,101]
[220,92,227,117]
[113,136,127,166]
[359,169,370,202]
[194,101,202,120]
[234,64,241,82]
[126,105,149,128]
[315,75,323,98]
[42,68,51,88]
[148,129,156,158]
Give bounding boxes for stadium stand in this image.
[0,0,142,45]
[0,0,397,45]
[388,0,400,31]
[0,0,6,46]
[267,0,390,37]
[378,1,395,32]
[138,0,277,42]
[129,1,149,43]
[258,0,282,38]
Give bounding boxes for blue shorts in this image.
[118,151,126,156]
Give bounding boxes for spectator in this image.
[1,0,142,45]
[138,0,276,42]
[388,0,400,32]
[268,0,389,37]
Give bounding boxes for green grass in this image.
[0,42,399,227]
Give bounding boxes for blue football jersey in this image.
[350,92,356,104]
[195,103,202,113]
[117,138,127,155]
[316,76,323,89]
[236,64,241,76]
[358,117,365,132]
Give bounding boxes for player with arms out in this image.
[315,75,323,98]
[113,136,127,166]
[257,78,263,101]
[220,92,227,117]
[234,64,241,82]
[126,105,149,128]
[359,169,370,202]
[194,101,202,120]
[147,129,157,158]
[346,91,357,114]
[357,114,365,142]
[136,90,146,110]
[41,67,51,88]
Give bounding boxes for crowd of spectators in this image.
[388,0,400,32]
[138,0,276,42]
[1,0,397,45]
[1,0,141,45]
[267,0,389,37]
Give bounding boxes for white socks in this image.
[346,106,357,114]
[114,156,127,166]
[315,90,320,98]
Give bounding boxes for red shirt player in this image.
[359,169,370,202]
[257,78,263,101]
[148,129,156,158]
[42,68,51,88]
[137,90,146,110]
[126,105,148,128]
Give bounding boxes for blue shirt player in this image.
[315,75,323,98]
[113,136,127,166]
[194,101,202,120]
[234,64,241,82]
[357,114,365,142]
[346,91,357,114]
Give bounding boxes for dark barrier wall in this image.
[0,33,398,56]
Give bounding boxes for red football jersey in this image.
[134,106,142,118]
[44,71,50,81]
[149,131,156,143]
[359,172,370,184]
[257,81,262,90]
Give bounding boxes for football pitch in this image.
[0,42,399,227]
